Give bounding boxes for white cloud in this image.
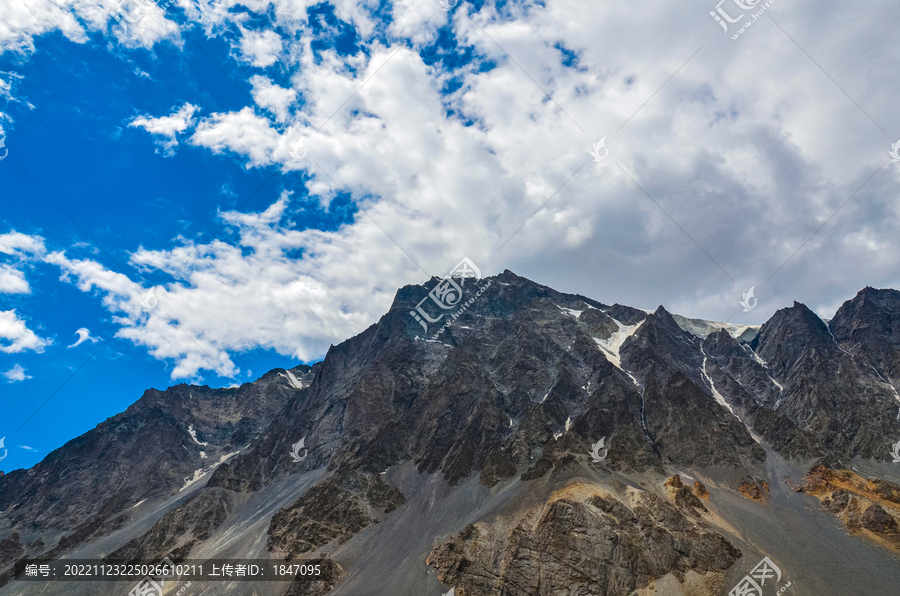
[249,75,296,122]
[17,445,38,452]
[0,231,45,256]
[68,327,100,348]
[0,264,30,294]
[3,364,31,382]
[42,195,391,379]
[5,0,900,379]
[129,103,199,155]
[0,310,51,354]
[189,106,283,166]
[237,27,282,68]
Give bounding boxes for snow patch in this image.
[179,468,207,492]
[187,424,208,446]
[593,319,644,370]
[279,370,306,389]
[742,344,785,397]
[565,416,572,433]
[557,305,583,318]
[131,499,146,509]
[179,449,242,492]
[200,451,207,459]
[540,390,550,403]
[672,314,759,340]
[509,415,514,428]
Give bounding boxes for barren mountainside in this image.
[2,273,900,595]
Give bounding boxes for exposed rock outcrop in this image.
[795,464,900,552]
[738,477,770,502]
[267,472,404,559]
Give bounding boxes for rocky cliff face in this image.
[427,482,740,596]
[0,366,313,546]
[4,274,900,596]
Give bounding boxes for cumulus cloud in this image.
[249,75,296,123]
[0,310,51,354]
[3,364,31,383]
[67,327,100,348]
[0,264,30,294]
[129,103,199,155]
[236,27,282,68]
[4,0,900,379]
[0,231,45,256]
[39,194,393,379]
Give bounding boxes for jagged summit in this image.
[3,276,900,595]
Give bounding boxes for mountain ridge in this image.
[3,273,900,595]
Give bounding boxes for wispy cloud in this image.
[68,327,100,349]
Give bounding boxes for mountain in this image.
[2,272,900,595]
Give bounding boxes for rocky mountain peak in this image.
[754,300,837,379]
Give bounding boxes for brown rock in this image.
[861,504,899,534]
[738,477,769,501]
[693,481,710,500]
[664,474,684,490]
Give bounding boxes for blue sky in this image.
[3,0,900,472]
[1,8,362,469]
